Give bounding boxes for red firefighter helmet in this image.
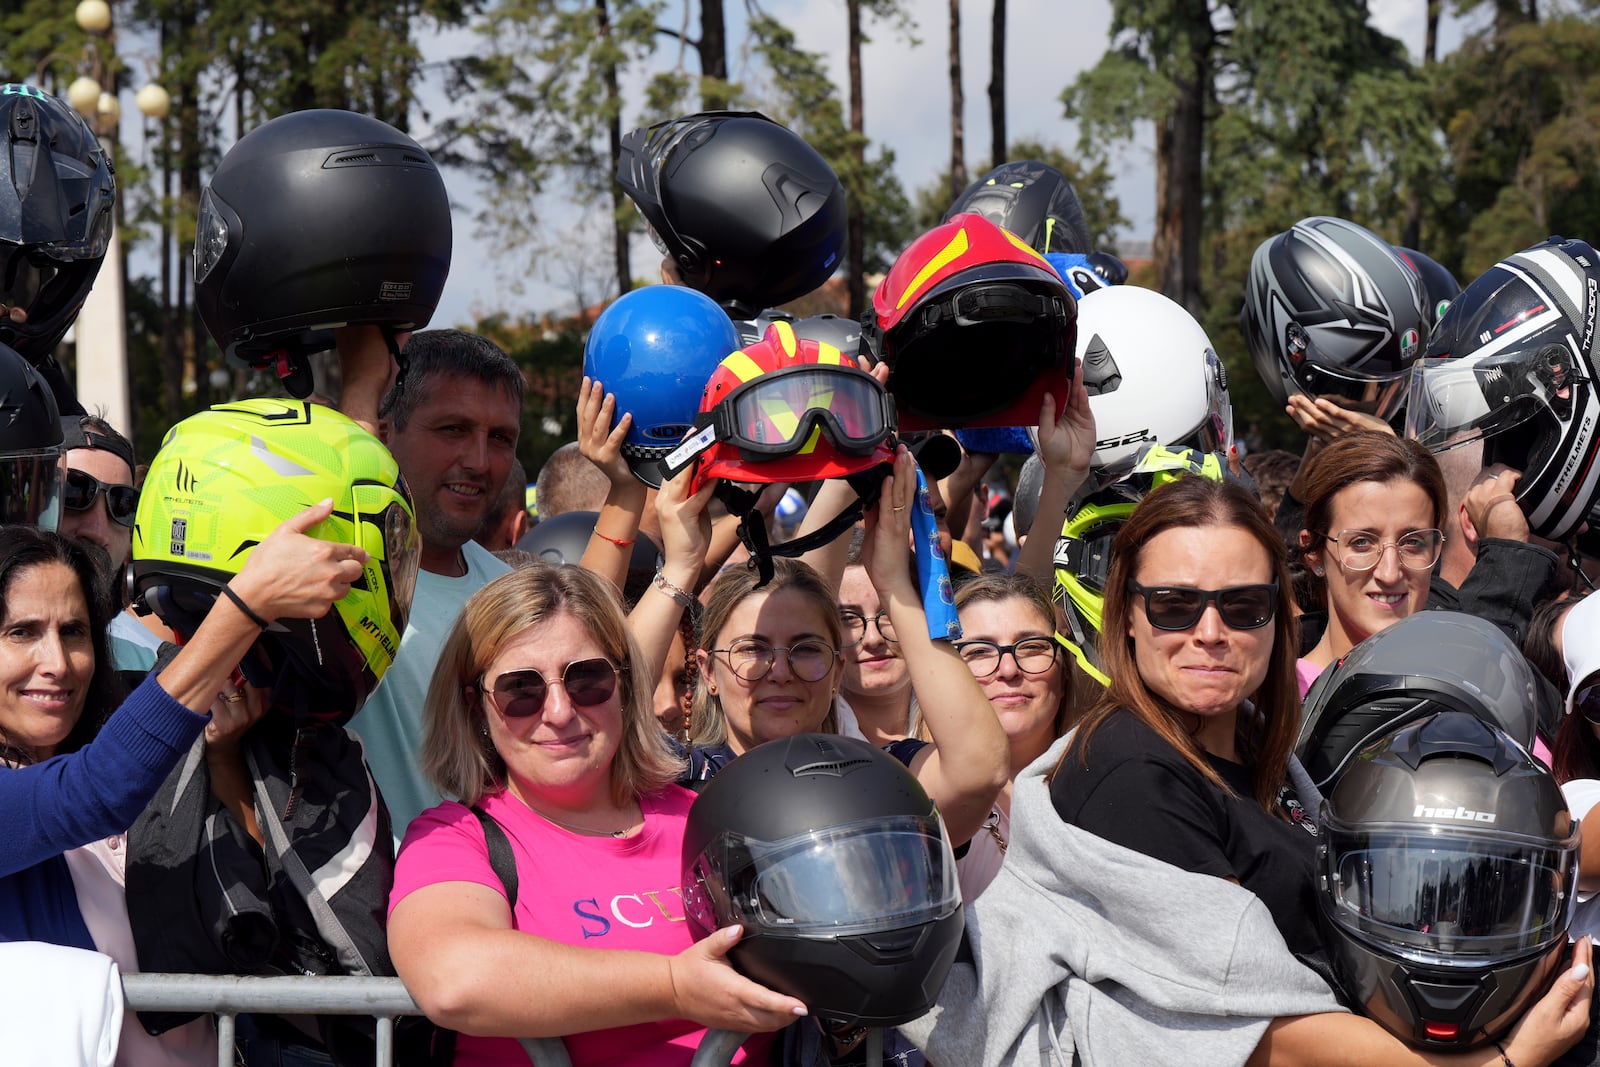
[866,213,1076,431]
[663,320,897,496]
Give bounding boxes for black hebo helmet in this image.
[0,340,63,527]
[1317,712,1578,1048]
[943,159,1090,256]
[0,84,115,365]
[1297,611,1542,795]
[1405,237,1600,541]
[194,109,451,388]
[681,734,964,1027]
[616,111,847,311]
[1243,216,1430,420]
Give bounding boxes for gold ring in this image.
[224,692,246,703]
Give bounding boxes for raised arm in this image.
[1013,367,1095,586]
[573,377,651,592]
[628,469,716,691]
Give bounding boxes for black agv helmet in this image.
[616,111,846,311]
[943,159,1090,256]
[1395,246,1462,327]
[1317,712,1578,1048]
[194,109,451,391]
[1243,216,1430,420]
[1405,236,1600,541]
[682,734,964,1027]
[0,84,115,365]
[1297,611,1542,794]
[0,340,63,527]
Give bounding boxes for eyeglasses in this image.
[1126,580,1279,632]
[711,639,838,682]
[1325,529,1444,572]
[954,637,1059,679]
[839,609,897,646]
[63,468,139,527]
[478,658,622,719]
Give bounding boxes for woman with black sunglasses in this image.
[389,563,808,1066]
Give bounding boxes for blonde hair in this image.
[689,558,842,747]
[421,564,684,805]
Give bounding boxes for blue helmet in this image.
[583,285,742,487]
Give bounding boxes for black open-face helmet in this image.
[616,111,846,312]
[1317,712,1577,1048]
[943,159,1091,256]
[0,340,63,527]
[682,734,964,1027]
[194,109,451,396]
[0,84,115,366]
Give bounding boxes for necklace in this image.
[510,789,640,838]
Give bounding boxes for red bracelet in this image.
[592,527,635,548]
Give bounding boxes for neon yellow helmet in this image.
[1052,445,1230,687]
[129,399,419,722]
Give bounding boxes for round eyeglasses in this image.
[1325,529,1444,573]
[710,639,839,682]
[839,609,897,646]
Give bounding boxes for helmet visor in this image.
[701,814,960,936]
[380,497,421,638]
[0,448,62,529]
[1405,348,1582,453]
[720,364,895,458]
[1292,352,1409,418]
[1323,825,1577,965]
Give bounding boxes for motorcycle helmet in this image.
[194,109,451,396]
[0,341,63,528]
[0,84,115,365]
[616,111,846,311]
[1405,236,1600,541]
[1317,712,1577,1048]
[1396,246,1462,327]
[582,285,741,487]
[1075,284,1234,490]
[514,509,663,573]
[732,307,797,348]
[663,320,895,495]
[1297,611,1543,794]
[682,733,964,1026]
[943,159,1090,256]
[128,399,420,723]
[1053,445,1230,687]
[1243,216,1430,420]
[866,213,1076,431]
[791,312,862,358]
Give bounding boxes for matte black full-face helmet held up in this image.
[1317,712,1578,1049]
[0,340,63,527]
[682,734,964,1027]
[943,159,1091,257]
[193,109,452,395]
[616,111,847,313]
[0,84,115,365]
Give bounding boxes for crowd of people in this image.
[4,81,1600,1067]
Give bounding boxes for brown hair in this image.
[944,572,1082,740]
[1065,476,1300,812]
[689,558,842,747]
[1296,432,1448,587]
[421,564,683,805]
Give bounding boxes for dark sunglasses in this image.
[1126,580,1279,632]
[63,467,139,527]
[1576,684,1600,728]
[477,657,622,719]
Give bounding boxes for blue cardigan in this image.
[0,674,208,949]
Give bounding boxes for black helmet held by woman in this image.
[193,109,452,393]
[682,734,964,1027]
[616,111,846,312]
[0,84,115,365]
[0,341,63,527]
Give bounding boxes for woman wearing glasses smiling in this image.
[390,563,807,1065]
[1295,432,1448,695]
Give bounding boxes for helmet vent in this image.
[790,756,874,778]
[330,151,378,165]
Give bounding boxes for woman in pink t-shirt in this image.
[389,564,805,1066]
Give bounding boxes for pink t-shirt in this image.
[391,785,774,1067]
[1296,658,1323,700]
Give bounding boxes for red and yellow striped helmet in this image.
[665,321,897,495]
[866,212,1076,431]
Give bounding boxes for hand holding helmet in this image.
[576,376,637,491]
[1460,466,1530,544]
[1500,938,1594,1067]
[859,446,919,605]
[1285,393,1397,444]
[225,497,370,625]
[664,925,809,1034]
[654,465,717,590]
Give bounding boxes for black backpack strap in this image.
[471,805,519,910]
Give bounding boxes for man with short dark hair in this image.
[350,329,525,836]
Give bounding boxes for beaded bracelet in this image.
[220,585,270,630]
[592,526,635,548]
[1493,1039,1516,1067]
[653,570,697,614]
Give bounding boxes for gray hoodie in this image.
[900,733,1345,1066]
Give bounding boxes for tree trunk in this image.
[1401,0,1441,249]
[597,0,631,294]
[949,0,966,201]
[847,0,866,318]
[699,0,729,108]
[1156,7,1209,315]
[158,14,181,427]
[988,0,1006,169]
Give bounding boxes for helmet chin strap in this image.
[719,465,891,587]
